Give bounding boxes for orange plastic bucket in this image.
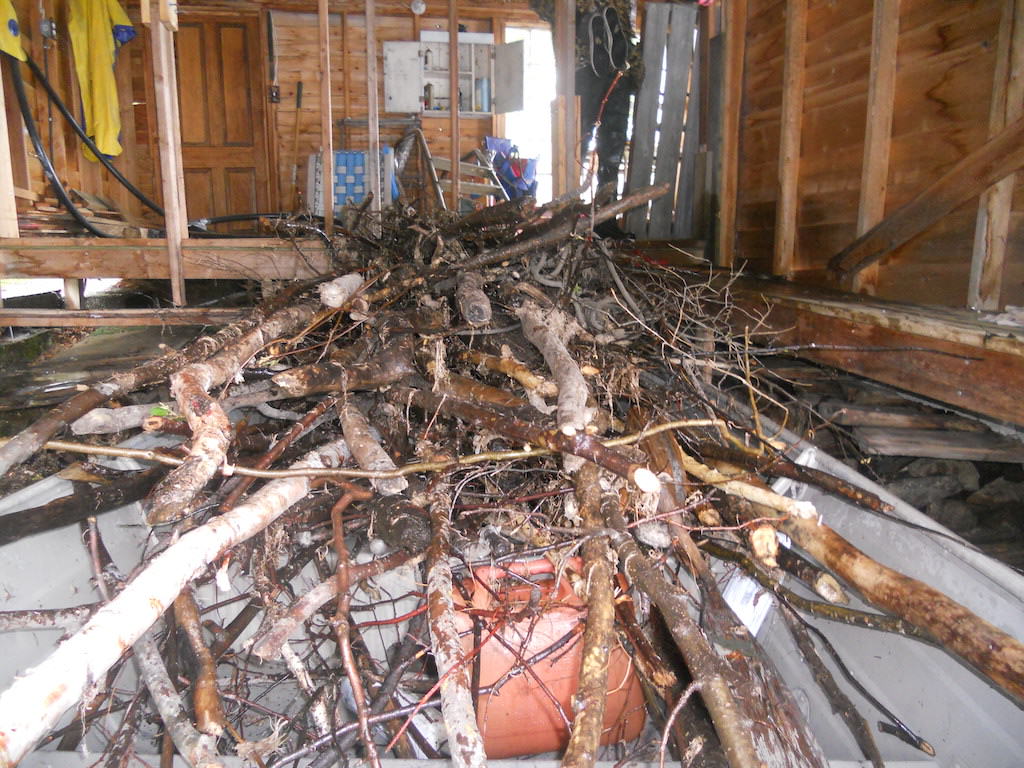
[454,558,646,758]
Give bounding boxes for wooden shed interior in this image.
[3,2,1024,765]
[0,0,1020,432]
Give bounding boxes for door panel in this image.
[177,25,210,145]
[175,13,272,222]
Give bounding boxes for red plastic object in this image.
[454,558,646,758]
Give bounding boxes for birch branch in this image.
[0,439,350,767]
[147,299,321,524]
[426,488,487,768]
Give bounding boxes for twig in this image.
[330,484,381,768]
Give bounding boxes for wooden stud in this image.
[114,39,142,220]
[717,0,747,267]
[449,0,460,208]
[830,115,1024,279]
[968,0,1023,311]
[771,0,807,279]
[149,2,187,306]
[365,0,382,214]
[158,0,178,32]
[0,58,20,240]
[554,0,576,195]
[671,6,703,240]
[342,14,352,117]
[852,0,900,295]
[625,3,670,237]
[648,5,697,239]
[318,0,334,234]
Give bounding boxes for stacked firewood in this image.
[0,186,1021,768]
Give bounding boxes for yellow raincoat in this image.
[68,0,136,158]
[0,0,26,61]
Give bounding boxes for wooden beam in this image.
[724,279,1024,426]
[0,238,330,280]
[829,115,1024,279]
[318,0,335,234]
[717,0,747,267]
[852,0,900,295]
[448,0,460,207]
[817,401,986,433]
[852,427,1024,463]
[771,0,807,278]
[148,6,188,306]
[554,0,576,195]
[365,0,382,216]
[968,0,1023,311]
[0,307,248,328]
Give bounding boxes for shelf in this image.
[421,111,493,118]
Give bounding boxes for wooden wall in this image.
[4,0,539,225]
[730,0,1023,310]
[5,0,159,227]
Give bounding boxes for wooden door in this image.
[175,13,273,226]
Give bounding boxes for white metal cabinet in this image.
[383,32,524,116]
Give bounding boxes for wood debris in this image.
[0,189,1021,768]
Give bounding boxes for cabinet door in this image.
[493,40,525,114]
[383,41,423,113]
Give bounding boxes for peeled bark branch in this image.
[0,440,350,767]
[272,336,416,397]
[455,272,492,326]
[134,627,222,768]
[562,463,614,768]
[517,300,593,437]
[69,383,282,436]
[779,513,1024,705]
[399,388,659,492]
[147,299,322,523]
[457,348,558,397]
[174,589,227,737]
[340,402,408,495]
[251,551,412,661]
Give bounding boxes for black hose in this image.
[23,53,166,217]
[190,211,291,226]
[13,52,312,241]
[4,52,112,238]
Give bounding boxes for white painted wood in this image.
[494,40,524,114]
[384,41,424,113]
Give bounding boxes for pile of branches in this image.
[0,185,1022,768]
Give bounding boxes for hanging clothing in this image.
[68,0,136,158]
[0,0,26,61]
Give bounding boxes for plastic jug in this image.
[455,558,646,758]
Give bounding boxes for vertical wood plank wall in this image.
[731,0,1023,310]
[4,0,539,229]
